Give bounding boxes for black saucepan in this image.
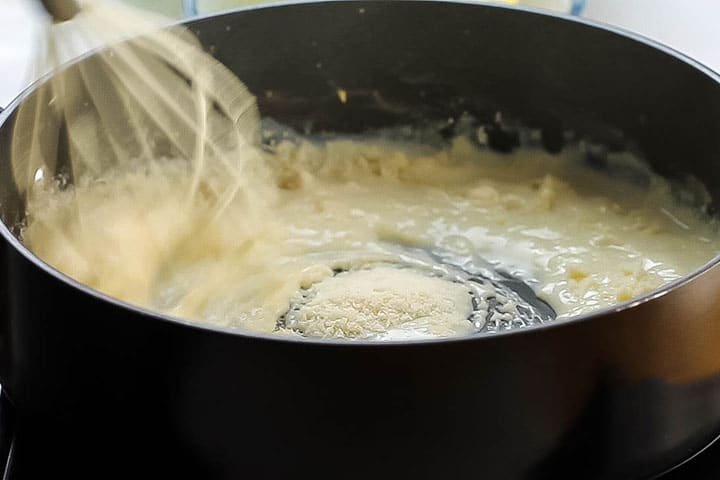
[1,1,720,478]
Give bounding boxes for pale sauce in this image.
[23,135,720,339]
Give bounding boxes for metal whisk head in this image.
[14,0,260,228]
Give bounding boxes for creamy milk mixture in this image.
[22,134,720,340]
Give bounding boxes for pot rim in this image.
[2,0,720,347]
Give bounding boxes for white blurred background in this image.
[2,0,720,107]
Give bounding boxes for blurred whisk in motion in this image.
[14,0,261,222]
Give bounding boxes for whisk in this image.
[39,0,80,21]
[13,0,261,213]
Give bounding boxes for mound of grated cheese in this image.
[287,267,475,340]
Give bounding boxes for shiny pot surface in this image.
[1,1,720,478]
